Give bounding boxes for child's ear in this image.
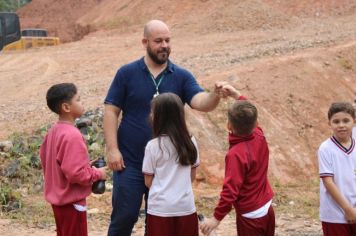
[61,102,71,113]
[226,121,233,134]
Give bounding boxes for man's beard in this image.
[147,46,170,65]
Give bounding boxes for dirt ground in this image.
[1,0,356,235]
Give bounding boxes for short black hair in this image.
[328,102,355,120]
[228,100,258,135]
[46,83,77,114]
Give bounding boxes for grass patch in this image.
[272,178,319,219]
[339,58,353,70]
[195,178,320,221]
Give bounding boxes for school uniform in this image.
[40,121,102,236]
[214,127,275,236]
[318,134,356,235]
[142,135,200,236]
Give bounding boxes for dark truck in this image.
[0,12,21,51]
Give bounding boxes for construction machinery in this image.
[0,12,60,52]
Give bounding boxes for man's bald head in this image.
[144,20,170,38]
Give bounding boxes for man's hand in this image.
[106,148,125,171]
[214,81,229,98]
[215,81,241,99]
[200,217,220,235]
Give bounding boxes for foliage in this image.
[0,0,31,12]
[339,58,353,70]
[0,184,22,212]
[0,109,107,220]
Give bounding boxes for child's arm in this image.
[201,152,244,234]
[191,167,197,182]
[142,142,155,188]
[221,84,244,100]
[144,174,154,188]
[200,217,220,235]
[92,166,107,180]
[60,134,103,185]
[191,136,200,182]
[323,177,356,223]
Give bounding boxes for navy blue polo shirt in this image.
[104,57,204,169]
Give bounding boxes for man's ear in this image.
[142,38,148,48]
[61,102,71,113]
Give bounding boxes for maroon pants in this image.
[322,221,356,236]
[147,212,199,236]
[52,204,88,236]
[236,205,275,236]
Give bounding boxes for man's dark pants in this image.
[108,166,148,236]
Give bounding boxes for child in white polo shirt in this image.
[318,102,356,235]
[142,92,199,236]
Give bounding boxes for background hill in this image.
[12,0,356,183]
[0,0,356,235]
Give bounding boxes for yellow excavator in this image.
[0,12,60,52]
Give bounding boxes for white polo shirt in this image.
[142,135,199,217]
[318,136,356,223]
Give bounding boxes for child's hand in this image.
[214,81,241,100]
[93,166,107,180]
[200,217,220,235]
[344,207,356,223]
[89,158,98,166]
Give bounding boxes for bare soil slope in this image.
[7,0,356,183]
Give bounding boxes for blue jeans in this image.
[108,166,148,236]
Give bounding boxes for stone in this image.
[0,140,13,152]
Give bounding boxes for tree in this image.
[0,0,32,12]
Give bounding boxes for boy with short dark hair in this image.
[200,88,275,236]
[40,83,106,236]
[318,102,356,236]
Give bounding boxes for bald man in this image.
[104,19,229,235]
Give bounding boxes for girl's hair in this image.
[151,93,197,166]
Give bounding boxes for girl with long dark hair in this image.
[142,92,199,236]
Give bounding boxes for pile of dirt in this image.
[17,0,102,42]
[17,0,356,42]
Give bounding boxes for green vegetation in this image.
[0,109,320,227]
[0,0,31,12]
[0,110,107,225]
[272,177,320,219]
[339,58,353,70]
